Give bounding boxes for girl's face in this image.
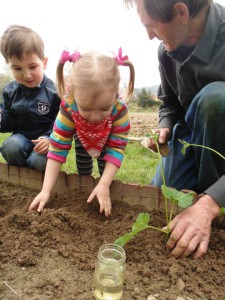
[8,53,48,88]
[74,88,117,123]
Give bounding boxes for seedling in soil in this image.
[114,134,225,248]
[115,132,195,247]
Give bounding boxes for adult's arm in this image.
[205,175,225,207]
[157,44,185,130]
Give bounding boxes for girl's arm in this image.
[29,159,62,212]
[87,162,118,216]
[98,161,118,187]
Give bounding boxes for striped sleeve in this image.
[47,100,75,162]
[104,99,130,168]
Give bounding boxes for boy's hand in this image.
[32,138,50,154]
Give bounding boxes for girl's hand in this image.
[87,183,112,217]
[32,138,50,154]
[29,190,51,213]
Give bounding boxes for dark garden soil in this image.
[0,113,224,300]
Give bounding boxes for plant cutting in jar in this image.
[114,133,225,248]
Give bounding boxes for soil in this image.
[0,113,225,300]
[129,112,159,137]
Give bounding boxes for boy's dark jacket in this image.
[0,74,61,139]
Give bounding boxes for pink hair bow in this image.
[60,50,80,64]
[113,47,128,66]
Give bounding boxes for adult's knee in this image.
[186,81,225,126]
[195,82,225,113]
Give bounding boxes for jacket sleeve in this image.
[0,87,16,133]
[157,44,184,130]
[205,175,225,207]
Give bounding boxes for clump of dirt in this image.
[0,181,224,300]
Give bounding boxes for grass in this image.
[0,120,160,186]
[127,103,160,113]
[58,140,159,185]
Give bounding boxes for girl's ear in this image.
[43,57,48,70]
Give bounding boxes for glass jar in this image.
[92,243,126,300]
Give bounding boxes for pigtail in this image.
[123,60,135,101]
[56,50,81,99]
[113,47,135,101]
[56,60,65,99]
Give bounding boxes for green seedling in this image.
[114,212,167,247]
[114,132,195,247]
[114,134,224,248]
[179,139,225,161]
[114,189,194,248]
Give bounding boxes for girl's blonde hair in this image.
[56,51,135,101]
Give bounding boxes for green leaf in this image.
[161,185,193,208]
[176,191,194,208]
[114,231,136,248]
[145,131,158,142]
[114,213,150,247]
[219,207,225,215]
[179,139,190,156]
[132,212,150,231]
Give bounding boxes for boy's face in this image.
[8,53,48,88]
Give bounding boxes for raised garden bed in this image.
[0,168,224,300]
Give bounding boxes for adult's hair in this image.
[0,24,45,63]
[124,0,212,22]
[56,51,135,101]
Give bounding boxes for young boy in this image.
[0,25,60,170]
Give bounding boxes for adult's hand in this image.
[165,195,220,258]
[144,127,171,153]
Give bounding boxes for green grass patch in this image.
[0,133,159,185]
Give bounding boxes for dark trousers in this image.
[151,81,225,193]
[75,135,106,176]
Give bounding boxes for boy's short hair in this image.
[0,24,45,63]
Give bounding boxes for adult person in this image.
[0,25,60,170]
[124,0,225,258]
